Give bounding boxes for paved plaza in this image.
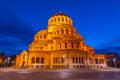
[0,68,120,80]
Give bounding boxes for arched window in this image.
[81,57,84,63]
[69,20,71,23]
[61,29,63,34]
[71,42,74,48]
[40,35,42,39]
[62,17,64,21]
[77,43,79,49]
[36,57,40,63]
[40,47,43,50]
[44,35,46,39]
[95,59,98,64]
[31,57,35,64]
[41,57,44,64]
[54,18,56,22]
[58,17,60,21]
[61,57,64,63]
[99,59,101,64]
[71,30,73,35]
[51,46,53,50]
[66,29,68,34]
[53,58,55,63]
[60,43,61,49]
[76,57,78,63]
[58,57,60,63]
[79,57,80,63]
[72,57,74,63]
[66,18,68,22]
[55,57,57,63]
[65,42,67,48]
[57,57,59,63]
[41,57,44,63]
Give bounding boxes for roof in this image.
[36,30,47,35]
[52,11,68,17]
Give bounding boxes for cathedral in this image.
[15,12,107,69]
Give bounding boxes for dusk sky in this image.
[0,0,120,56]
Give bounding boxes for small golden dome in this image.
[34,30,47,40]
[36,30,47,35]
[48,11,72,26]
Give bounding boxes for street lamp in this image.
[113,58,116,68]
[7,57,10,67]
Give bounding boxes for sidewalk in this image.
[1,67,120,72]
[92,67,120,71]
[0,68,93,72]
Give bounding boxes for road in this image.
[0,69,120,80]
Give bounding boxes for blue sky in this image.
[0,0,120,56]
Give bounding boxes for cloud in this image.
[0,11,36,56]
[95,46,120,55]
[0,36,27,56]
[100,37,120,48]
[0,14,35,43]
[95,38,120,55]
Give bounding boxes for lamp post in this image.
[4,59,7,67]
[113,58,116,68]
[7,57,10,67]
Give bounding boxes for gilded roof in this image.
[36,30,47,35]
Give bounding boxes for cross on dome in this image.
[58,11,62,13]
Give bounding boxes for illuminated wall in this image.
[15,12,107,69]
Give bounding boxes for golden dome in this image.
[52,12,68,17]
[34,30,47,40]
[36,30,47,35]
[48,12,72,26]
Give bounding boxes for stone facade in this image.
[15,12,107,69]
